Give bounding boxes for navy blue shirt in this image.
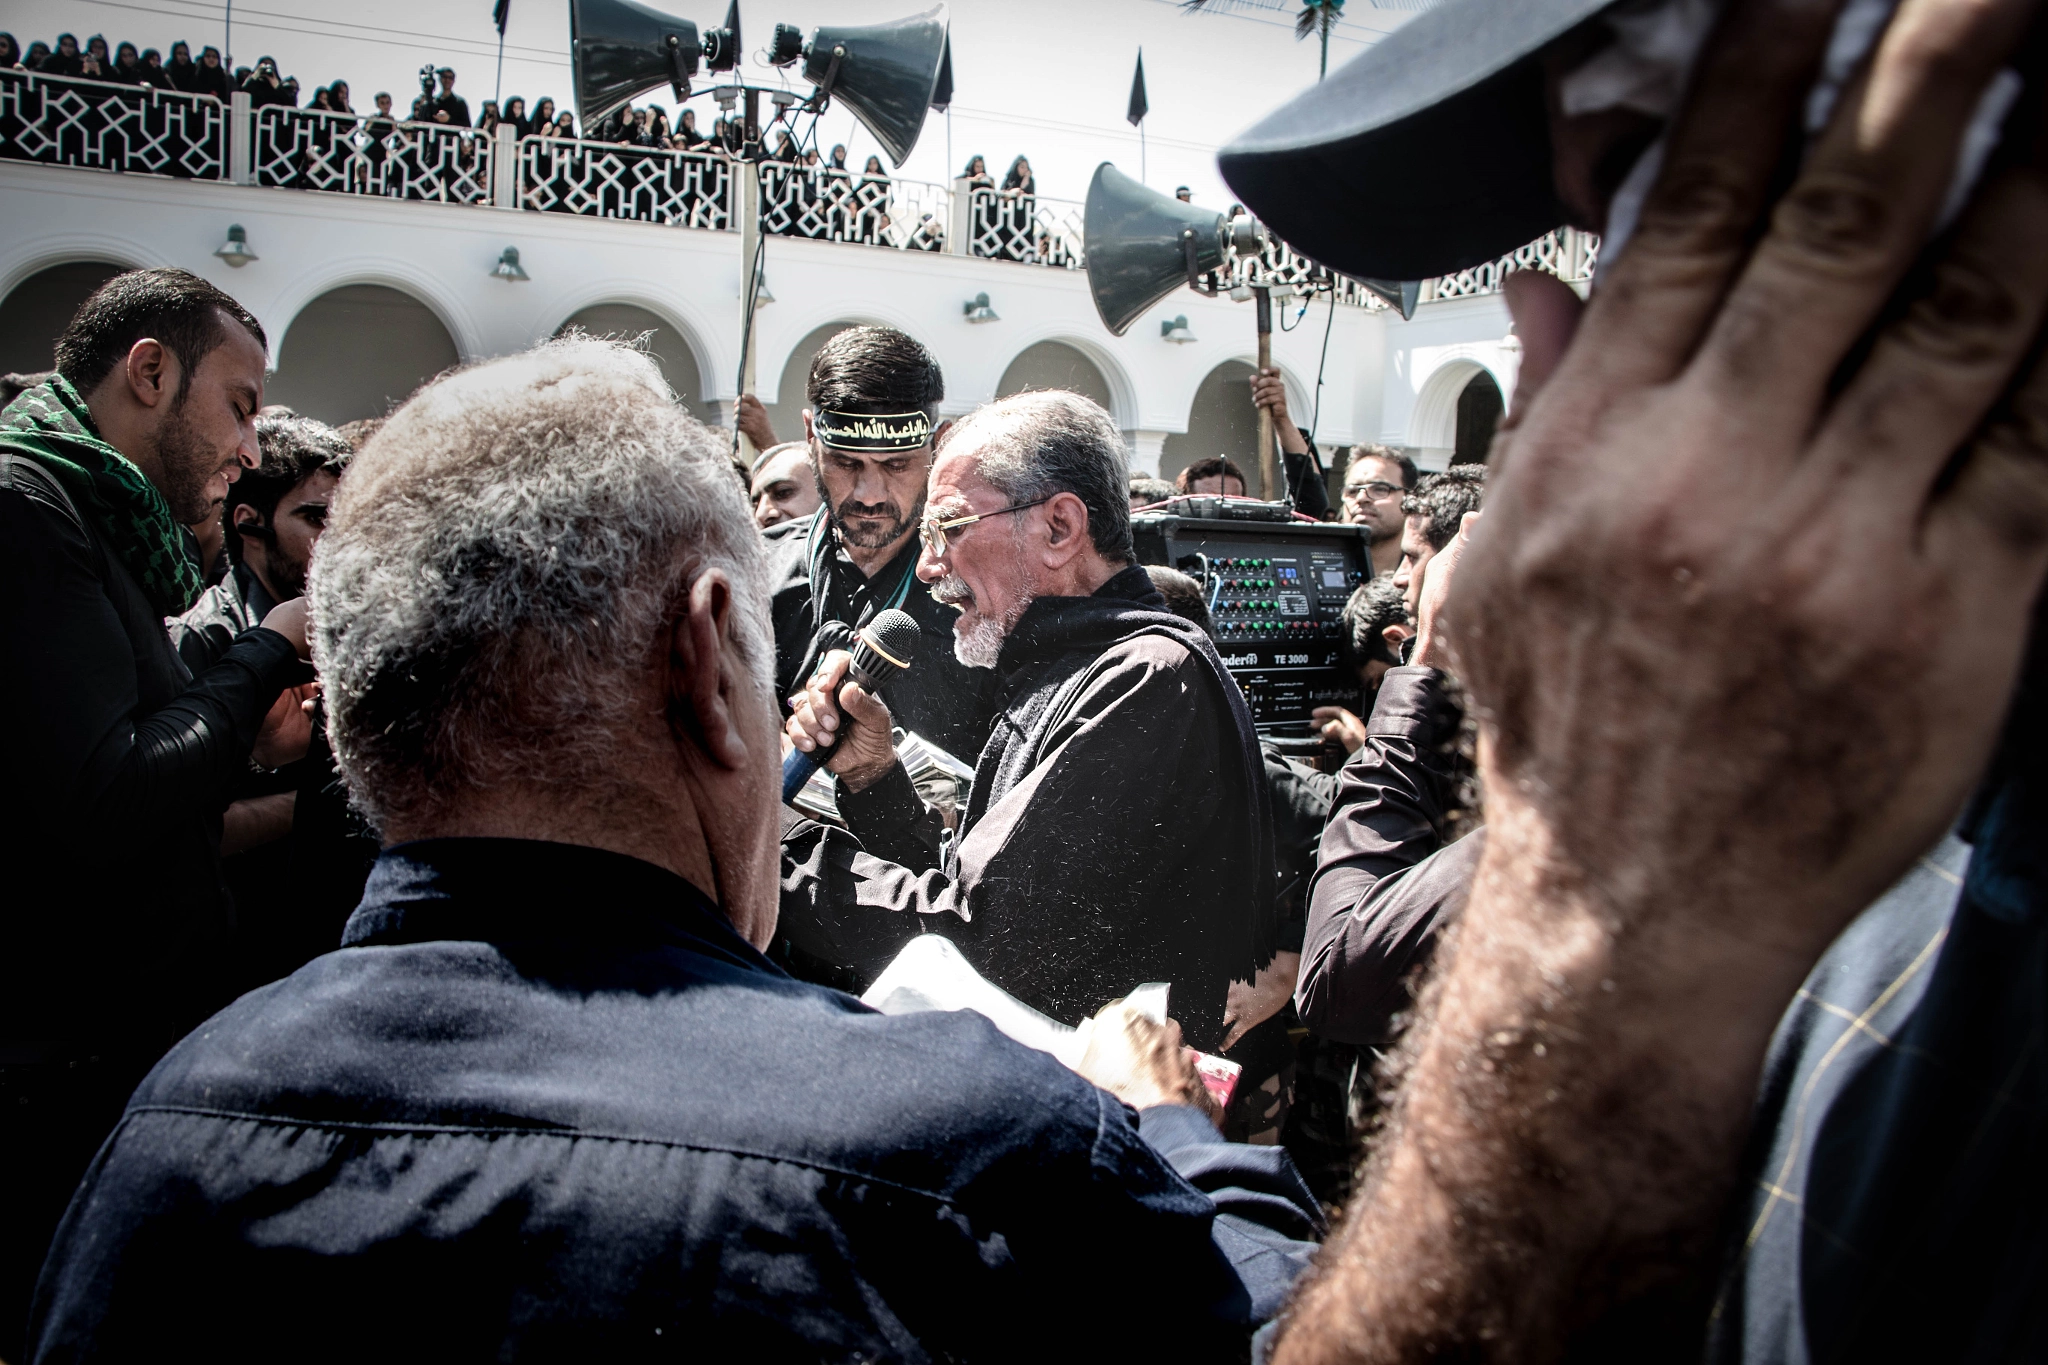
[30,838,1321,1362]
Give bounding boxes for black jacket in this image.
[30,838,1322,1362]
[0,459,302,1052]
[1294,666,1478,1047]
[766,512,1001,766]
[781,567,1276,1052]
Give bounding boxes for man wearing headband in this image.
[763,327,1000,768]
[1219,0,2048,1359]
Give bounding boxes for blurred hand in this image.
[785,648,896,792]
[1311,705,1368,754]
[252,682,317,768]
[1072,999,1219,1125]
[1222,950,1300,1051]
[735,393,778,452]
[260,596,311,661]
[1410,510,1476,670]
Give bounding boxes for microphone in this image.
[782,608,922,804]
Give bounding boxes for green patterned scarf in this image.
[0,376,203,615]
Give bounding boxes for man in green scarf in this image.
[0,267,312,1356]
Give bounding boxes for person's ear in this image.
[123,339,177,410]
[930,418,954,453]
[232,503,261,532]
[1382,621,1414,648]
[668,568,748,772]
[1040,491,1090,566]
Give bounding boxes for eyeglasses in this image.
[1342,481,1402,502]
[919,496,1054,558]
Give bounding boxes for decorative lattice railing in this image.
[0,71,1599,309]
[522,136,731,229]
[0,67,225,179]
[253,104,493,204]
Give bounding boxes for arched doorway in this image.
[0,261,126,376]
[556,303,719,426]
[1452,369,1503,465]
[995,341,1114,415]
[761,321,864,448]
[1161,360,1258,488]
[266,285,460,424]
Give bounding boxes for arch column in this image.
[1124,429,1171,477]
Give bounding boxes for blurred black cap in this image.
[1218,0,1615,280]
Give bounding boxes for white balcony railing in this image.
[0,67,226,180]
[0,67,1597,306]
[522,135,732,230]
[253,103,493,204]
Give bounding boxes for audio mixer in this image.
[1131,508,1372,735]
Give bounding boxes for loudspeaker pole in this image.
[1254,286,1277,500]
[736,86,765,465]
[739,159,761,465]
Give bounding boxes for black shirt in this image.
[31,838,1322,1361]
[765,512,1001,765]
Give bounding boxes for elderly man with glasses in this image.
[780,389,1281,1063]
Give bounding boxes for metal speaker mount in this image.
[1083,162,1228,337]
[571,0,701,127]
[802,5,948,168]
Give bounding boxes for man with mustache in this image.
[763,326,1000,770]
[781,390,1278,1057]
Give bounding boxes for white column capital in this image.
[1123,429,1171,477]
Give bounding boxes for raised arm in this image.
[1275,0,2048,1356]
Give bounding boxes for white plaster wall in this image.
[0,161,1378,458]
[1377,293,1519,471]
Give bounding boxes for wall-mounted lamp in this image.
[964,292,999,324]
[1226,283,1254,304]
[1160,314,1197,344]
[491,246,530,281]
[213,224,257,267]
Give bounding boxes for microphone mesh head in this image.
[862,609,922,666]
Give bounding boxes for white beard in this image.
[954,614,1007,669]
[934,573,1025,670]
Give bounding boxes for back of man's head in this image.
[309,337,769,833]
[807,326,943,419]
[54,267,266,397]
[1339,574,1409,676]
[1129,475,1176,508]
[1177,456,1247,494]
[1144,565,1213,637]
[1403,464,1486,551]
[950,389,1134,565]
[226,412,351,559]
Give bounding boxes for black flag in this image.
[931,33,953,111]
[1127,49,1148,126]
[492,0,510,36]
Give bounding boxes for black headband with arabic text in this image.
[814,408,933,453]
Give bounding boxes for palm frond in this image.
[1179,0,1294,15]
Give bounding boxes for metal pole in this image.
[1254,286,1277,501]
[495,31,505,106]
[739,157,761,465]
[224,0,233,70]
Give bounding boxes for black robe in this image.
[780,565,1276,1052]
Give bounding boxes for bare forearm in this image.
[1276,802,1816,1362]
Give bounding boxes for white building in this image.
[0,72,1591,486]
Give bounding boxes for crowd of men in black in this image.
[0,261,1455,1354]
[7,0,2048,1355]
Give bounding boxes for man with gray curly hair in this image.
[30,341,1324,1360]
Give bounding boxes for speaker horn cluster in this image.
[569,0,948,167]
